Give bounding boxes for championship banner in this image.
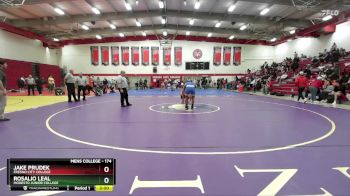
[233,47,242,65]
[101,46,109,66]
[213,47,222,66]
[151,47,159,66]
[174,47,182,66]
[163,47,171,66]
[142,47,149,66]
[121,46,129,65]
[111,46,119,66]
[90,46,99,66]
[223,46,231,66]
[131,47,139,66]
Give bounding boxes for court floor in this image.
[1,89,350,195]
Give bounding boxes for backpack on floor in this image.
[327,94,335,103]
[275,91,285,96]
[55,88,64,96]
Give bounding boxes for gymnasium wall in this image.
[0,30,62,89]
[60,41,275,75]
[0,30,59,65]
[274,21,350,62]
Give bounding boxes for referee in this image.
[64,69,78,102]
[116,71,132,107]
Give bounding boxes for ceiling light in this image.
[136,0,139,5]
[239,24,247,30]
[142,31,147,36]
[54,8,65,15]
[322,15,333,21]
[159,0,164,9]
[109,24,116,29]
[91,7,100,15]
[260,8,270,15]
[189,18,194,25]
[125,0,132,10]
[119,33,125,37]
[194,0,200,9]
[184,0,187,5]
[53,38,59,42]
[186,31,190,36]
[228,4,236,12]
[207,33,212,37]
[96,35,102,39]
[136,20,141,27]
[81,24,90,30]
[270,37,277,42]
[215,21,222,28]
[229,35,235,40]
[289,29,295,34]
[161,17,166,24]
[163,31,168,36]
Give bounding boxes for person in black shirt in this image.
[331,80,347,105]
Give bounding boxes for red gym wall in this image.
[3,58,62,90]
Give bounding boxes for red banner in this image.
[131,47,139,66]
[174,47,182,66]
[111,46,119,66]
[163,47,171,66]
[233,47,242,65]
[121,46,129,65]
[223,47,231,66]
[101,46,109,66]
[142,47,149,66]
[151,47,159,66]
[213,47,221,66]
[90,46,99,66]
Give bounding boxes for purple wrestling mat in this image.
[0,92,349,195]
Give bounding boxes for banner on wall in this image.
[213,47,222,66]
[223,47,231,66]
[233,47,242,65]
[90,46,99,66]
[174,47,182,66]
[121,46,129,65]
[131,47,139,66]
[142,47,149,66]
[111,46,119,66]
[151,47,159,66]
[163,47,171,66]
[101,46,109,66]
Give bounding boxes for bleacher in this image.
[269,53,350,96]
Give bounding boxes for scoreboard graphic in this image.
[7,158,115,191]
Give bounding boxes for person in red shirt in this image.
[309,76,324,103]
[295,71,308,102]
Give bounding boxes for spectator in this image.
[102,78,108,94]
[47,75,55,94]
[0,59,9,121]
[144,78,148,89]
[309,76,323,103]
[331,80,346,105]
[295,71,308,102]
[17,76,25,92]
[26,75,36,96]
[35,77,45,95]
